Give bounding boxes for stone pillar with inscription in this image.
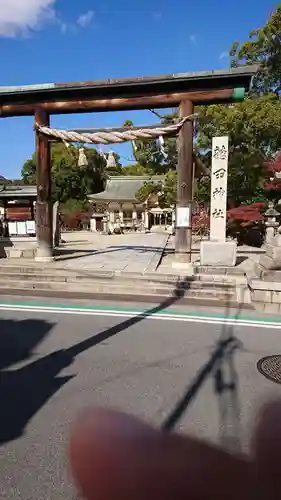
[200,136,237,266]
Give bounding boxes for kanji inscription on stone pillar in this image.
[210,136,229,242]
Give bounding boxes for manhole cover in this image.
[257,355,281,384]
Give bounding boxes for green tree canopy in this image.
[194,5,281,206]
[197,95,281,205]
[123,116,178,175]
[21,159,36,185]
[123,116,181,206]
[133,94,281,207]
[135,180,163,204]
[21,143,106,205]
[230,4,281,94]
[115,23,281,211]
[121,164,152,176]
[159,170,177,207]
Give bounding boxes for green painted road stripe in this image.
[0,299,280,326]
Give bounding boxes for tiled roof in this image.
[89,176,164,202]
[0,185,37,199]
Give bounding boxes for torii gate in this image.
[0,66,256,262]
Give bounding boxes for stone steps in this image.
[0,269,239,287]
[0,265,241,281]
[0,267,245,303]
[0,272,236,288]
[193,265,244,276]
[0,278,235,302]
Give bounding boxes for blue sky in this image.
[0,0,275,179]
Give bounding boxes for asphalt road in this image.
[0,296,281,499]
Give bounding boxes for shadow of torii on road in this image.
[0,281,191,445]
[0,279,243,450]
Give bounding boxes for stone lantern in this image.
[264,202,280,243]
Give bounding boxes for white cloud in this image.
[219,51,229,60]
[189,34,197,44]
[77,10,94,28]
[0,0,57,37]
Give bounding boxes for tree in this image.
[128,93,281,209]
[133,139,164,173]
[230,4,281,94]
[22,143,77,185]
[62,198,90,214]
[228,202,265,222]
[124,116,181,206]
[196,6,281,206]
[227,202,266,246]
[159,170,177,207]
[21,158,36,184]
[132,96,281,208]
[123,116,178,175]
[197,94,281,205]
[134,171,177,208]
[135,180,163,204]
[263,152,281,202]
[21,143,106,205]
[121,164,152,176]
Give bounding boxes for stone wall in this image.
[249,278,281,313]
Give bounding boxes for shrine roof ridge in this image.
[89,175,165,202]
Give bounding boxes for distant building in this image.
[89,175,173,232]
[0,184,36,236]
[0,176,174,236]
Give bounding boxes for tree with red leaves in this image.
[228,203,265,224]
[227,203,265,246]
[263,153,281,202]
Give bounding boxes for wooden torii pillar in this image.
[175,100,194,267]
[35,108,53,262]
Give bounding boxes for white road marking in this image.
[0,303,280,329]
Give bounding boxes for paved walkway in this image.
[57,231,169,273]
[0,231,264,276]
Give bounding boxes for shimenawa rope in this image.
[34,114,198,145]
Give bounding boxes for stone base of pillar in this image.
[35,256,54,263]
[200,241,237,267]
[172,255,194,275]
[35,243,54,262]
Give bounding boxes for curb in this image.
[0,288,254,310]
